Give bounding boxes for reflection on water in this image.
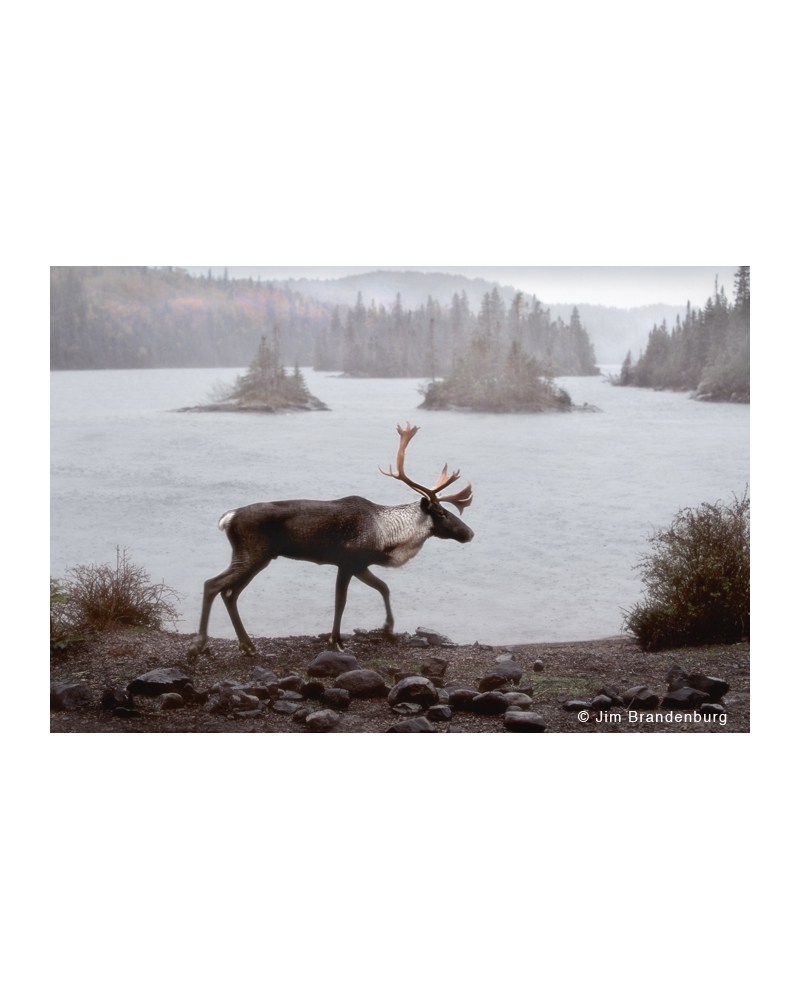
[50,367,749,645]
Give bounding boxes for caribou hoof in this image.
[187,640,204,665]
[239,639,257,657]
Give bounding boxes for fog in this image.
[182,266,739,310]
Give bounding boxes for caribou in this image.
[187,423,474,662]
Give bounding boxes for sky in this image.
[182,266,740,310]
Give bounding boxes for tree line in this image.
[314,287,599,378]
[51,267,600,381]
[615,267,749,403]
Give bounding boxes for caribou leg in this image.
[355,568,395,639]
[187,560,267,663]
[330,567,354,650]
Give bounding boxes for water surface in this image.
[50,368,749,646]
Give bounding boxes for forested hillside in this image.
[50,267,335,369]
[315,287,598,378]
[615,267,749,403]
[52,267,600,379]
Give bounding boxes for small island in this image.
[179,334,328,413]
[419,337,574,413]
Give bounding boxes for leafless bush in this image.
[51,548,179,648]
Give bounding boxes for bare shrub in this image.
[51,548,179,648]
[623,489,749,651]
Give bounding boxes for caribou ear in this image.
[419,496,432,512]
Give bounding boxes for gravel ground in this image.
[50,628,750,734]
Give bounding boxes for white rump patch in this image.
[218,510,236,532]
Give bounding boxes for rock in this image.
[622,687,660,710]
[596,686,623,707]
[276,690,303,701]
[292,707,312,723]
[245,685,277,701]
[391,702,423,715]
[335,669,389,698]
[386,716,435,732]
[503,711,547,732]
[159,692,184,711]
[128,668,192,697]
[447,724,465,732]
[415,627,455,646]
[112,705,141,718]
[271,699,301,715]
[700,703,726,716]
[478,662,523,691]
[305,709,340,732]
[51,682,94,710]
[101,687,134,711]
[533,659,545,672]
[436,688,450,704]
[447,688,481,711]
[405,637,429,647]
[591,695,616,712]
[660,687,710,710]
[308,651,359,677]
[204,695,228,714]
[300,680,326,700]
[321,688,351,709]
[686,674,730,701]
[181,683,207,704]
[427,704,452,722]
[387,676,438,709]
[233,708,263,719]
[502,692,533,710]
[277,674,303,692]
[562,700,592,712]
[471,691,510,715]
[666,666,690,691]
[420,656,449,682]
[252,665,280,685]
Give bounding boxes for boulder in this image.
[503,711,547,733]
[387,676,438,709]
[101,687,134,711]
[322,688,351,709]
[446,688,481,711]
[252,665,280,685]
[427,704,452,722]
[128,668,192,697]
[622,686,660,710]
[335,669,389,698]
[300,680,326,700]
[305,709,340,732]
[308,651,359,677]
[277,674,304,692]
[478,662,523,691]
[591,695,617,713]
[562,700,592,712]
[533,659,545,673]
[159,692,184,711]
[596,686,623,706]
[660,687,710,710]
[415,627,455,647]
[419,656,449,683]
[386,716,435,732]
[471,691,510,715]
[686,674,730,701]
[271,699,301,715]
[502,692,533,710]
[275,690,303,701]
[51,682,94,711]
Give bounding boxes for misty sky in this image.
[182,266,739,310]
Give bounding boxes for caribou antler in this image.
[380,422,473,513]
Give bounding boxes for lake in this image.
[50,367,749,646]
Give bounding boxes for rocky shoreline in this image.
[50,627,750,734]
